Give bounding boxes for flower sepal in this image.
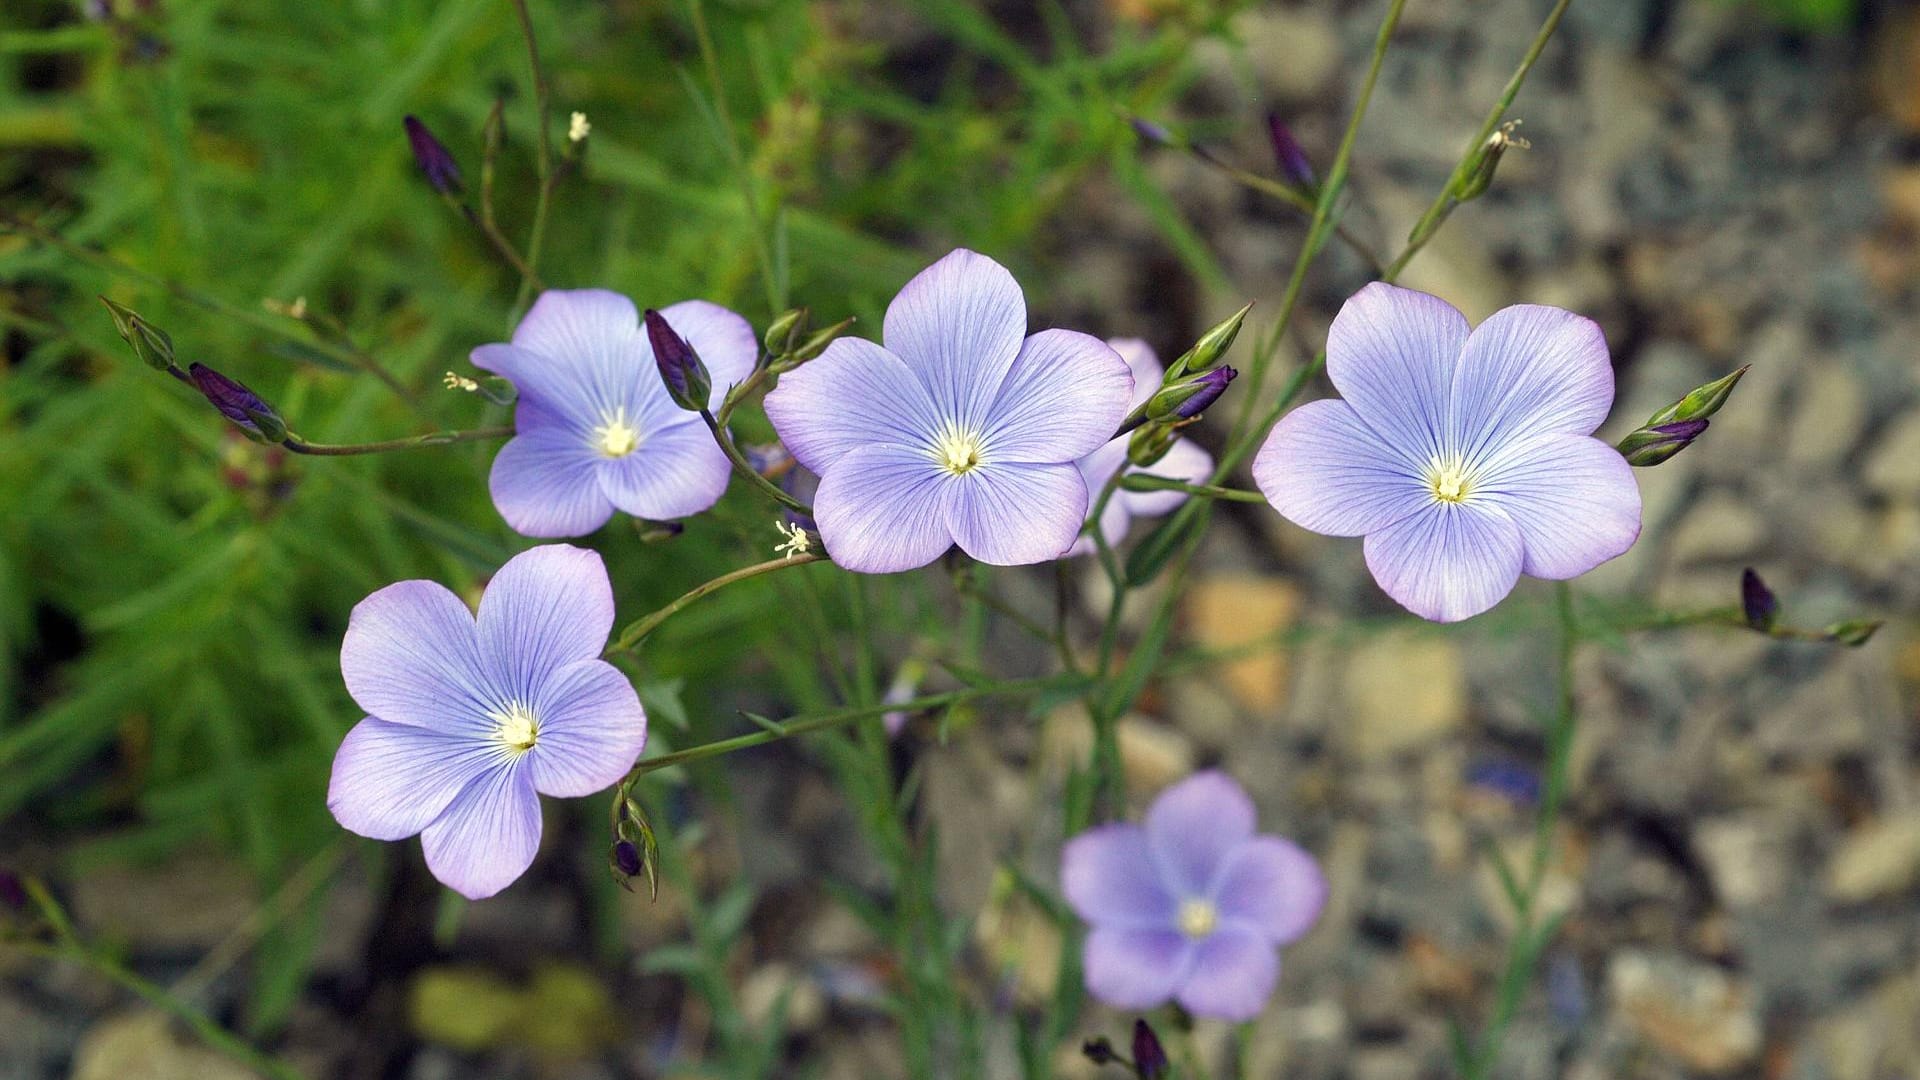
[1618,418,1708,467]
[1163,302,1252,381]
[1646,364,1750,426]
[100,297,180,375]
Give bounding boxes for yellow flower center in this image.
[1177,898,1218,939]
[1428,457,1472,504]
[593,410,641,458]
[488,702,540,755]
[932,427,985,476]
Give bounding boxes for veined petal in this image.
[488,427,616,539]
[527,659,648,798]
[1253,400,1430,538]
[340,579,492,732]
[1061,824,1179,928]
[945,461,1087,566]
[509,289,641,374]
[1068,440,1132,557]
[982,330,1134,462]
[651,299,759,413]
[1146,771,1256,897]
[597,418,732,522]
[1108,337,1166,410]
[1325,282,1468,465]
[1474,433,1641,580]
[1174,928,1278,1021]
[883,249,1027,426]
[1212,837,1328,945]
[420,762,543,900]
[1451,304,1614,461]
[475,545,615,702]
[1363,502,1524,623]
[327,717,503,840]
[1083,927,1195,1011]
[1120,437,1213,519]
[763,338,945,474]
[811,443,953,573]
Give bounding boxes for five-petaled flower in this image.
[763,249,1134,573]
[328,545,647,899]
[1062,771,1326,1021]
[474,290,757,538]
[1254,283,1641,622]
[1069,338,1215,556]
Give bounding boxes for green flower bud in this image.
[1454,121,1528,202]
[763,307,809,358]
[1823,619,1882,647]
[1646,365,1750,426]
[99,296,177,373]
[1164,302,1252,380]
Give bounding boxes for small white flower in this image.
[568,111,591,143]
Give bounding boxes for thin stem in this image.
[1122,474,1266,503]
[508,0,555,311]
[280,425,513,456]
[625,673,1089,778]
[698,408,811,514]
[606,553,825,655]
[687,0,784,313]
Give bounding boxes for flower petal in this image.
[1174,927,1278,1021]
[1324,282,1468,465]
[597,418,732,521]
[1108,337,1166,410]
[1146,771,1256,897]
[508,289,641,373]
[1213,837,1328,945]
[1474,433,1641,580]
[652,299,759,412]
[475,545,615,702]
[811,443,953,573]
[763,337,945,474]
[340,579,492,732]
[1120,436,1214,518]
[1450,304,1614,459]
[1083,927,1195,1011]
[1061,824,1179,928]
[1363,502,1524,622]
[420,762,543,900]
[982,330,1134,462]
[1253,399,1431,537]
[327,717,502,840]
[1068,440,1132,557]
[945,461,1087,566]
[488,426,616,539]
[527,659,648,798]
[883,248,1027,425]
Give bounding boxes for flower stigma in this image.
[593,409,641,458]
[1177,898,1218,938]
[1427,457,1472,504]
[932,426,986,476]
[487,702,540,756]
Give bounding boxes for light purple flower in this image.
[473,290,757,538]
[1069,339,1215,556]
[327,545,647,899]
[1253,283,1641,622]
[762,249,1134,573]
[1062,771,1326,1021]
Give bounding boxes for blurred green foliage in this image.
[1746,0,1856,31]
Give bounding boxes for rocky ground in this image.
[7,1,1920,1078]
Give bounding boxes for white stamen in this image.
[1177,898,1218,938]
[593,409,641,458]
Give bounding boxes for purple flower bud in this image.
[1265,112,1315,189]
[403,116,463,195]
[1465,759,1541,806]
[1130,117,1174,147]
[1740,568,1777,632]
[644,308,712,413]
[1617,418,1707,467]
[611,840,642,878]
[1170,365,1236,420]
[1081,1037,1119,1067]
[188,363,285,442]
[1131,1020,1169,1080]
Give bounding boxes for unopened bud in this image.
[1646,365,1750,426]
[610,839,642,879]
[1618,418,1708,467]
[100,297,177,373]
[1165,302,1252,380]
[763,307,809,358]
[1129,116,1174,147]
[1127,420,1184,468]
[403,116,463,195]
[188,363,286,442]
[1080,1037,1119,1067]
[1824,619,1882,647]
[772,316,855,373]
[1266,112,1316,191]
[1455,120,1528,202]
[1740,568,1777,632]
[1131,1020,1169,1080]
[645,308,712,412]
[1147,365,1237,422]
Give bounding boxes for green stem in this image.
[605,553,825,656]
[1121,474,1266,502]
[508,0,555,312]
[687,0,785,313]
[698,408,812,514]
[280,425,513,456]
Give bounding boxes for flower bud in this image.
[772,316,857,374]
[1824,619,1882,647]
[1131,1020,1169,1080]
[1454,120,1528,202]
[1080,1037,1118,1067]
[99,297,178,374]
[187,363,286,442]
[1126,421,1180,468]
[763,307,809,358]
[610,839,642,879]
[403,115,463,195]
[1617,419,1708,467]
[1130,117,1174,147]
[1266,112,1316,191]
[633,520,685,543]
[1164,302,1252,380]
[1147,365,1237,422]
[1645,365,1750,426]
[645,308,712,413]
[1740,568,1777,632]
[0,870,25,915]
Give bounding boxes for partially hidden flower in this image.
[1131,1020,1170,1080]
[1254,283,1642,622]
[473,290,757,537]
[763,249,1133,572]
[327,545,647,899]
[1070,339,1214,556]
[1062,771,1326,1021]
[403,115,463,195]
[1740,567,1777,631]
